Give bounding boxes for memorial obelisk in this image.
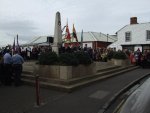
[52,12,62,55]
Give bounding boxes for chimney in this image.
[130,17,138,24]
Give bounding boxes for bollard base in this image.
[34,102,46,108]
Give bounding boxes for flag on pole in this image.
[64,21,71,43]
[81,30,83,48]
[12,37,15,55]
[16,34,21,53]
[72,24,78,42]
[13,37,15,51]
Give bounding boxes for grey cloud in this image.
[0,20,40,42]
[0,20,37,32]
[0,0,149,46]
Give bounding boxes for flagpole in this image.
[81,29,83,48]
[12,37,15,55]
[17,34,19,53]
[16,34,21,53]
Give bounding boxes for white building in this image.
[109,17,150,52]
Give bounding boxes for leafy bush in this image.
[38,51,93,66]
[112,51,127,59]
[38,52,58,65]
[59,53,79,66]
[107,50,114,60]
[74,52,92,65]
[101,53,108,62]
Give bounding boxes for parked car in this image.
[119,77,150,113]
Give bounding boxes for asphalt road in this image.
[0,68,150,113]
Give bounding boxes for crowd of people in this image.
[0,50,24,86]
[0,44,150,86]
[129,49,150,67]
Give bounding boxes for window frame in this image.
[125,31,131,42]
[146,30,150,41]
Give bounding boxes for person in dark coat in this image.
[3,50,13,85]
[12,51,24,86]
[0,52,4,85]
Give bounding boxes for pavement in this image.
[0,67,150,113]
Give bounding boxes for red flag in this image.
[65,23,71,42]
[72,24,78,42]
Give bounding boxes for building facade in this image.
[109,17,150,52]
[63,32,117,49]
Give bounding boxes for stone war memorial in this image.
[22,12,136,92]
[38,12,96,80]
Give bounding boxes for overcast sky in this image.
[0,0,150,46]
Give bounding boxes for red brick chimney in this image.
[130,17,138,24]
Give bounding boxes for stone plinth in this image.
[112,59,130,66]
[23,61,96,80]
[36,63,96,80]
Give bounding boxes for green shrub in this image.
[38,51,58,65]
[59,53,79,66]
[107,50,114,60]
[38,51,93,66]
[101,53,108,62]
[112,51,127,59]
[74,52,92,65]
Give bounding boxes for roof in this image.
[24,32,117,46]
[63,32,117,42]
[24,36,52,46]
[116,22,150,33]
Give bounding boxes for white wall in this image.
[114,23,150,50]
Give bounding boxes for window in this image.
[146,30,150,40]
[125,32,131,42]
[143,45,150,51]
